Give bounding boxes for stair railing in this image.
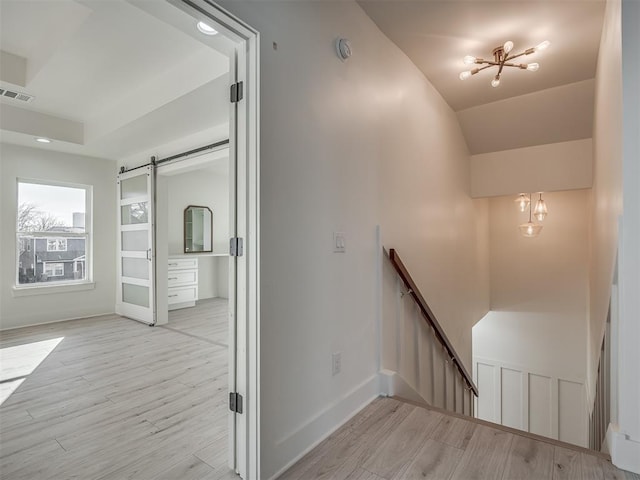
[386,248,479,414]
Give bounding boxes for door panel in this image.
[116,166,155,325]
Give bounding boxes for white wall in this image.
[165,166,229,299]
[588,0,623,400]
[217,2,489,478]
[475,190,590,381]
[610,0,640,472]
[470,139,593,198]
[0,143,116,329]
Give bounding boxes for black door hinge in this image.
[230,81,244,103]
[229,392,243,414]
[230,237,244,257]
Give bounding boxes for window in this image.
[47,238,67,252]
[16,180,91,286]
[44,263,65,277]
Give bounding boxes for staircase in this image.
[280,396,632,479]
[382,249,477,417]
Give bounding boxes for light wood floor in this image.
[280,397,638,480]
[0,298,235,480]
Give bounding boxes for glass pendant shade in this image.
[519,221,543,237]
[515,193,530,212]
[534,194,548,221]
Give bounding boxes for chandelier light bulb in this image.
[527,62,540,72]
[491,76,501,88]
[503,41,514,54]
[463,55,476,65]
[535,40,550,52]
[459,70,472,80]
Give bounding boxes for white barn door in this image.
[116,166,156,325]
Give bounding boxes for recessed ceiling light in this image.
[35,137,52,143]
[196,21,218,36]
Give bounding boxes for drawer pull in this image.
[168,263,178,266]
[168,277,178,280]
[168,294,179,298]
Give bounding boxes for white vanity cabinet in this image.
[168,257,198,310]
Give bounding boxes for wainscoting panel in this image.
[501,368,523,430]
[476,362,497,422]
[528,374,553,438]
[558,379,585,445]
[474,357,587,447]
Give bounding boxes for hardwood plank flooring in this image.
[281,397,633,480]
[0,298,233,480]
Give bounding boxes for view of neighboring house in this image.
[17,212,86,284]
[18,236,86,284]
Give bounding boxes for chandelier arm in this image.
[507,51,528,61]
[474,64,494,73]
[477,60,502,67]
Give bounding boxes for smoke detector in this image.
[0,87,35,103]
[335,38,352,61]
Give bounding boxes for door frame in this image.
[168,1,260,478]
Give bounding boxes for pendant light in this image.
[515,193,530,212]
[533,193,548,221]
[519,196,543,237]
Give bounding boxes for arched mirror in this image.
[184,205,212,253]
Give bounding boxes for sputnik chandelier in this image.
[459,40,550,88]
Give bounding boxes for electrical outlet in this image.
[332,352,341,376]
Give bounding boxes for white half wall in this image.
[0,143,116,330]
[470,139,593,198]
[473,357,587,448]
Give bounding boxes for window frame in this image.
[44,262,65,277]
[15,178,93,290]
[46,238,68,252]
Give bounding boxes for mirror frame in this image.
[184,205,213,253]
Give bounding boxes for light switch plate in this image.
[333,232,346,253]
[332,352,342,376]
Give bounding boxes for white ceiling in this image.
[358,0,605,155]
[0,0,231,161]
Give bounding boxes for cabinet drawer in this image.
[168,286,198,305]
[168,270,197,287]
[168,258,198,270]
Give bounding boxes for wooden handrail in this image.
[387,248,479,396]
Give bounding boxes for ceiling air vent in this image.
[1,89,35,103]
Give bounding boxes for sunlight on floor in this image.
[0,337,64,405]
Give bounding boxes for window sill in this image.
[12,282,96,297]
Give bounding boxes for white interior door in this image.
[116,166,156,325]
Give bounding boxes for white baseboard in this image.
[268,374,380,480]
[379,369,429,406]
[609,425,640,474]
[0,311,115,331]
